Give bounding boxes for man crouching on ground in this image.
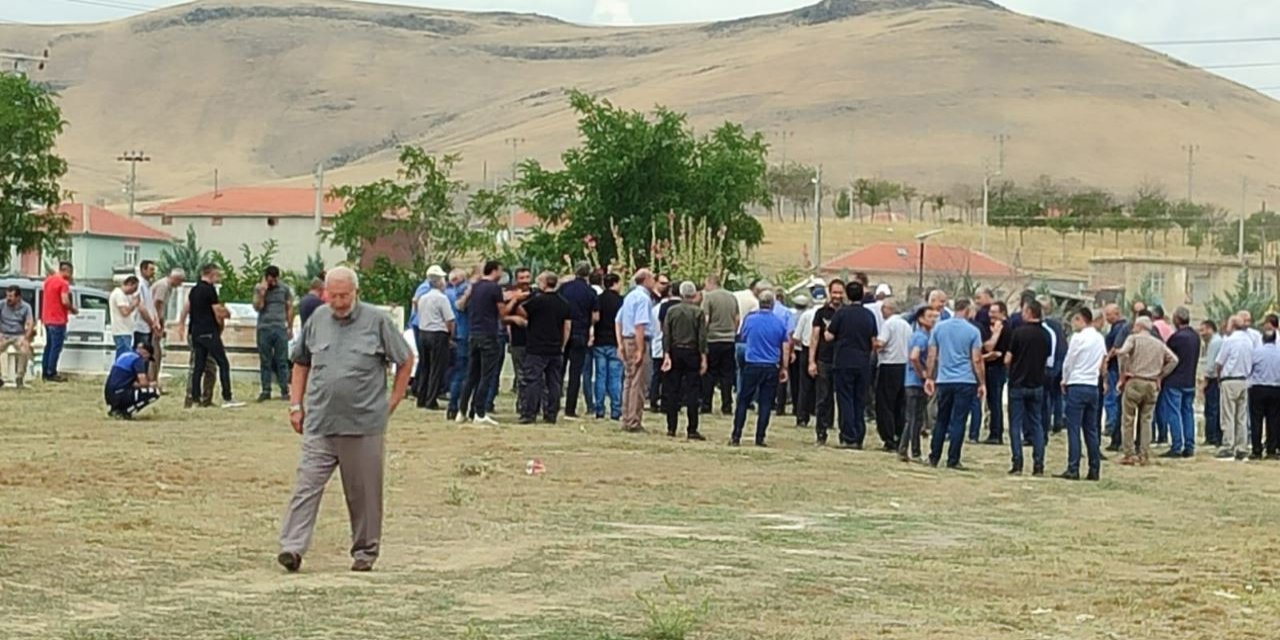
[277,267,414,573]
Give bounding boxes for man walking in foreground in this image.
[278,267,414,574]
[925,298,985,470]
[731,290,791,447]
[619,269,655,433]
[253,265,295,402]
[662,281,708,440]
[1059,307,1107,481]
[1116,316,1179,466]
[1005,299,1051,476]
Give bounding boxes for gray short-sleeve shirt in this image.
[1,301,33,336]
[258,284,294,329]
[290,302,413,436]
[416,289,455,333]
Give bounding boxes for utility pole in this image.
[116,151,151,218]
[994,133,1010,174]
[812,165,823,271]
[504,137,524,235]
[1240,176,1249,264]
[312,163,325,243]
[1181,143,1199,202]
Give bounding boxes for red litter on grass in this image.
[525,459,546,476]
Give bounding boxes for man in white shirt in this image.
[1058,307,1108,481]
[414,266,456,411]
[133,260,162,359]
[109,276,141,359]
[791,294,817,428]
[1199,320,1224,447]
[1216,315,1255,461]
[875,299,911,450]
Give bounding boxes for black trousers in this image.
[106,386,160,417]
[814,360,835,443]
[518,352,564,421]
[563,336,589,417]
[875,363,907,447]
[794,348,815,426]
[665,347,703,435]
[460,333,502,419]
[834,364,870,447]
[1249,385,1280,456]
[416,331,450,408]
[702,342,736,413]
[649,356,665,409]
[188,333,233,403]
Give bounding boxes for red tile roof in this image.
[822,242,1020,278]
[142,187,346,218]
[56,202,173,241]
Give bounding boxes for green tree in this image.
[899,183,918,221]
[0,73,69,272]
[1206,269,1272,326]
[1130,185,1170,249]
[212,239,282,303]
[159,225,212,277]
[326,146,506,272]
[833,189,852,219]
[516,90,768,277]
[853,178,901,215]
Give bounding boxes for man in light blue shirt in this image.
[1248,330,1280,458]
[618,269,655,433]
[900,305,938,461]
[925,298,985,469]
[444,269,472,421]
[1215,316,1254,460]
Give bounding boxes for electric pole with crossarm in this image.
[116,151,151,218]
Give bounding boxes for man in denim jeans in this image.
[253,265,295,402]
[1160,308,1201,459]
[925,298,986,470]
[1059,307,1107,481]
[40,261,77,382]
[444,269,471,422]
[592,273,625,420]
[1004,299,1051,475]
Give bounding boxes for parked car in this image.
[0,276,112,332]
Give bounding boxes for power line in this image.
[1140,35,1280,46]
[49,0,160,13]
[1200,61,1280,70]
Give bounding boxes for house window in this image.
[1141,271,1165,299]
[161,215,173,226]
[267,216,279,227]
[1252,275,1273,297]
[123,244,139,267]
[211,216,224,227]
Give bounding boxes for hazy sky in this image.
[5,0,1279,93]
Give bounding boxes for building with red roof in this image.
[821,242,1025,297]
[16,203,174,285]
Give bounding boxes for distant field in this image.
[753,216,1200,277]
[3,378,1280,639]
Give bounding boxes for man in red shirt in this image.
[40,261,77,382]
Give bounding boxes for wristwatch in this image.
[289,404,303,414]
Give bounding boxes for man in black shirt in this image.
[298,277,325,328]
[1005,299,1051,475]
[559,262,600,419]
[183,263,243,408]
[505,268,533,395]
[457,260,507,426]
[592,273,625,420]
[825,281,880,448]
[807,280,845,445]
[516,272,571,424]
[980,301,1011,444]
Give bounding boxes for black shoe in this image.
[281,393,291,403]
[755,441,769,448]
[1105,442,1121,452]
[1008,466,1022,475]
[1235,452,1249,462]
[721,407,732,416]
[1032,466,1044,477]
[1159,450,1182,459]
[982,438,1004,446]
[1086,470,1100,481]
[425,402,440,411]
[351,559,374,572]
[667,430,677,438]
[947,462,967,471]
[881,443,896,452]
[815,438,827,447]
[543,417,558,426]
[256,393,271,403]
[447,410,458,421]
[688,432,706,441]
[277,552,302,573]
[1057,471,1080,481]
[517,417,535,425]
[852,443,864,450]
[928,457,940,468]
[1099,453,1109,461]
[728,440,740,447]
[968,438,980,444]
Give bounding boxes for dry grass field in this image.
[4,377,1280,639]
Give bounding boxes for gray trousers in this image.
[279,433,385,563]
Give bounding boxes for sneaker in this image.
[1235,452,1248,462]
[755,441,769,448]
[564,413,582,422]
[688,432,706,441]
[473,415,499,427]
[1057,471,1080,481]
[946,462,967,471]
[447,410,458,421]
[456,412,469,424]
[350,559,374,572]
[256,393,272,403]
[277,552,302,573]
[1159,450,1182,459]
[517,417,535,425]
[1008,466,1022,475]
[222,401,246,409]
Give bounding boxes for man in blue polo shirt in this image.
[731,290,792,447]
[925,298,986,469]
[105,343,160,419]
[1102,304,1128,451]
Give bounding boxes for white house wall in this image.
[150,217,346,273]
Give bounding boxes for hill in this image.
[3,0,1279,210]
